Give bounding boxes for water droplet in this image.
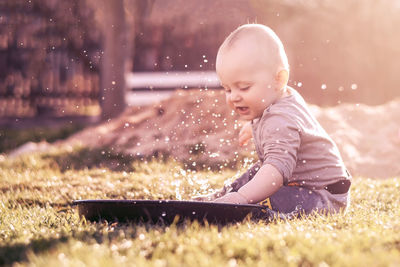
[297,82,302,87]
[161,211,166,217]
[321,84,327,90]
[351,84,358,90]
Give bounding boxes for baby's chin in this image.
[237,113,257,121]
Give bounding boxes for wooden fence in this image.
[0,0,100,118]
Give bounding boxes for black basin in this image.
[72,199,276,224]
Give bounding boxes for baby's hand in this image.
[192,192,219,202]
[213,192,248,204]
[192,186,230,202]
[239,121,252,147]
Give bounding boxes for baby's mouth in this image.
[235,106,250,114]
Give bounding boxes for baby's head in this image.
[216,24,289,120]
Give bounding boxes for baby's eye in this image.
[240,86,250,91]
[224,88,231,93]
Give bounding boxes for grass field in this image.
[1,147,400,266]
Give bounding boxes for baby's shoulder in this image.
[259,110,299,134]
[265,102,299,124]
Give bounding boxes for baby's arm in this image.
[239,121,252,146]
[214,164,283,204]
[193,162,261,202]
[237,164,283,203]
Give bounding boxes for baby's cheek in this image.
[225,95,234,108]
[258,98,270,107]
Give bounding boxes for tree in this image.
[94,0,128,121]
[89,0,154,121]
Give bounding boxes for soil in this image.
[65,89,248,169]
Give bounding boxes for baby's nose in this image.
[230,91,242,101]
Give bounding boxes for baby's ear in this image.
[275,70,289,90]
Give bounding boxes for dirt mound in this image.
[64,89,400,178]
[65,90,251,168]
[310,101,400,178]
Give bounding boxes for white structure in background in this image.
[126,71,220,89]
[125,71,221,106]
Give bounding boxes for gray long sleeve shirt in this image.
[251,87,350,190]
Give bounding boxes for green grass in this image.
[1,148,399,266]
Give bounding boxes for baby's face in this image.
[216,41,280,121]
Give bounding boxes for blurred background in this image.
[1,0,399,121]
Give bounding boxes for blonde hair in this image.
[218,24,289,74]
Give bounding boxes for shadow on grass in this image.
[40,146,238,173]
[0,236,69,266]
[0,229,104,265]
[0,124,83,153]
[0,224,142,266]
[47,148,244,173]
[41,147,137,172]
[4,142,250,174]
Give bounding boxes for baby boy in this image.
[200,24,351,214]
